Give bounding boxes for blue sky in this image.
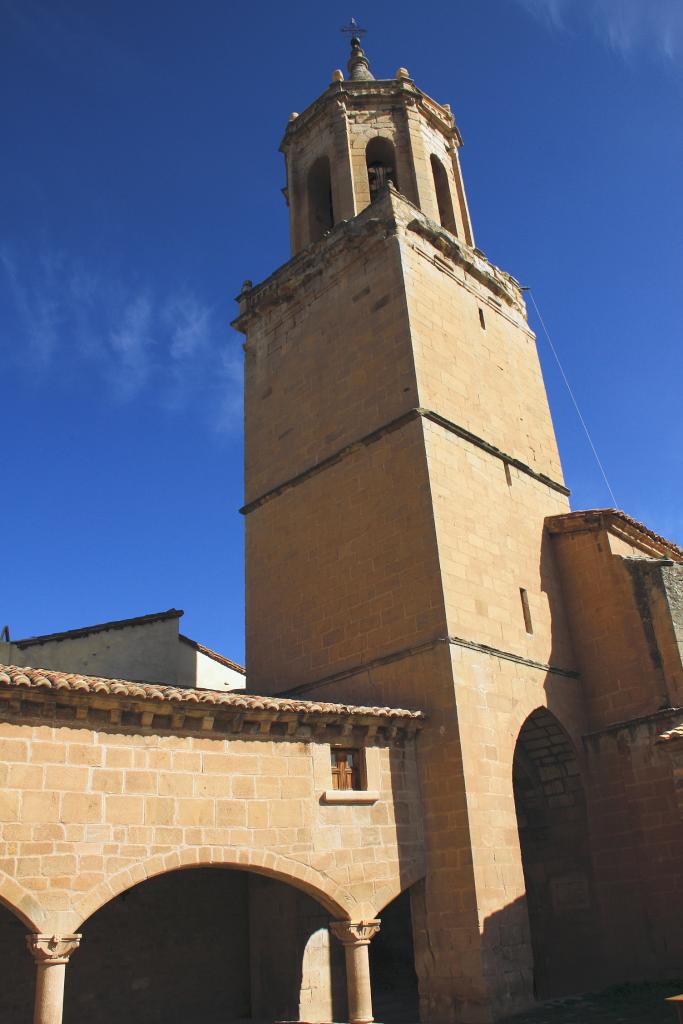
[2,0,682,665]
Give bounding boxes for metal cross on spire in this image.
[340,17,367,45]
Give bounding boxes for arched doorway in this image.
[370,889,420,1023]
[513,708,602,998]
[0,901,34,1023]
[65,867,346,1023]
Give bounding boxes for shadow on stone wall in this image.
[60,866,346,1024]
[0,902,33,1023]
[371,889,420,1023]
[65,868,252,1023]
[512,708,603,1000]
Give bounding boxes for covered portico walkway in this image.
[0,663,425,1024]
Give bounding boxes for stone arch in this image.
[70,846,357,930]
[0,871,45,931]
[430,153,457,235]
[307,154,334,243]
[513,706,601,997]
[368,860,427,918]
[508,700,585,765]
[512,704,583,770]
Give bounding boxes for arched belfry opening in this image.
[307,155,334,244]
[513,708,602,999]
[366,137,398,202]
[430,154,457,235]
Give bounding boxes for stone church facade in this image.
[1,34,683,1024]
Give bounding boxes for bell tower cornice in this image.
[279,77,463,153]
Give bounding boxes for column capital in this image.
[26,934,81,965]
[330,919,380,946]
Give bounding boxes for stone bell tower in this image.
[234,33,584,1024]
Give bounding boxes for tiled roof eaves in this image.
[178,634,246,675]
[14,610,184,648]
[546,509,683,560]
[0,665,424,726]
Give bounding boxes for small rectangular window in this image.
[504,461,512,487]
[479,307,486,330]
[520,588,533,634]
[331,748,363,791]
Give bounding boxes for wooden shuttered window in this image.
[331,748,362,791]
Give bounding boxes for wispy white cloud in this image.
[109,293,154,401]
[512,0,683,59]
[0,247,63,366]
[0,246,242,433]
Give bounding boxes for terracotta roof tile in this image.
[0,664,423,722]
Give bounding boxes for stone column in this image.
[27,934,81,1024]
[330,920,380,1024]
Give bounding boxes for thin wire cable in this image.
[527,289,619,509]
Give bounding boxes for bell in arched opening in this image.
[366,138,398,202]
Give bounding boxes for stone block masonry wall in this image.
[550,526,678,728]
[584,718,683,984]
[401,230,565,484]
[296,647,490,1023]
[246,418,446,691]
[423,421,574,667]
[0,716,425,938]
[238,187,586,1021]
[242,218,417,507]
[446,646,589,1017]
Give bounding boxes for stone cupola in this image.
[280,38,474,254]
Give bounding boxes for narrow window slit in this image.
[520,588,533,634]
[504,462,512,487]
[479,307,486,330]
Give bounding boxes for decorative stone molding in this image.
[322,790,379,805]
[406,216,525,314]
[330,920,381,946]
[26,934,81,965]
